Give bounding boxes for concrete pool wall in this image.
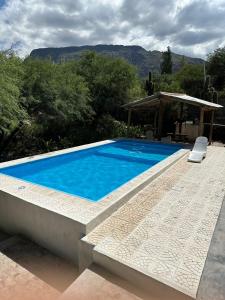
[0,139,188,265]
[0,190,84,263]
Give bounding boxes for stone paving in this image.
[0,235,80,300]
[60,269,142,300]
[2,238,79,292]
[0,251,60,300]
[82,146,225,299]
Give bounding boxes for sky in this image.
[0,0,225,58]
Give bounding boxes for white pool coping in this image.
[0,139,188,264]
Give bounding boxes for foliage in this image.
[175,64,204,97]
[0,51,27,134]
[160,47,173,74]
[96,114,143,139]
[207,47,225,90]
[21,58,93,140]
[0,51,143,161]
[153,74,183,93]
[1,45,225,161]
[76,51,143,117]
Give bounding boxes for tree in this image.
[0,51,27,134]
[77,51,143,118]
[154,74,183,93]
[180,55,186,68]
[207,47,225,90]
[176,64,204,97]
[22,58,93,139]
[0,51,28,157]
[161,47,173,74]
[0,51,145,161]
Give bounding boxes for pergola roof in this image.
[123,92,223,111]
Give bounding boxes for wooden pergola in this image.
[122,92,223,143]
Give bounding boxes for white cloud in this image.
[0,0,224,58]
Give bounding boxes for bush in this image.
[96,115,143,139]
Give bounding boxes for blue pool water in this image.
[0,140,181,201]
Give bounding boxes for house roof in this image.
[122,92,223,111]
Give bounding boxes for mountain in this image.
[30,44,205,77]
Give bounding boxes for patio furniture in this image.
[188,136,208,163]
[161,136,172,143]
[146,130,154,140]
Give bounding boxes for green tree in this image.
[180,55,186,68]
[176,64,204,97]
[22,58,93,140]
[77,51,143,117]
[0,51,27,134]
[161,47,173,74]
[0,51,146,160]
[0,51,28,158]
[207,47,225,90]
[154,74,183,93]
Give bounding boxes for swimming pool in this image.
[0,139,187,264]
[0,140,181,201]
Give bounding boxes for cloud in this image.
[177,0,225,29]
[174,30,222,46]
[0,0,224,58]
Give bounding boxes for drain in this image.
[18,186,26,190]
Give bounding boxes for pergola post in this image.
[154,110,158,137]
[179,102,184,134]
[158,100,164,139]
[127,109,132,136]
[199,107,205,136]
[209,110,215,144]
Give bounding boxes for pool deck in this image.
[80,146,225,299]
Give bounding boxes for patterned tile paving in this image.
[83,147,225,299]
[83,156,191,245]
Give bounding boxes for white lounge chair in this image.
[146,130,153,140]
[188,136,208,163]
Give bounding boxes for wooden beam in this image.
[199,107,205,136]
[127,109,132,136]
[209,110,215,144]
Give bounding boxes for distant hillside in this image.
[30,44,205,77]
